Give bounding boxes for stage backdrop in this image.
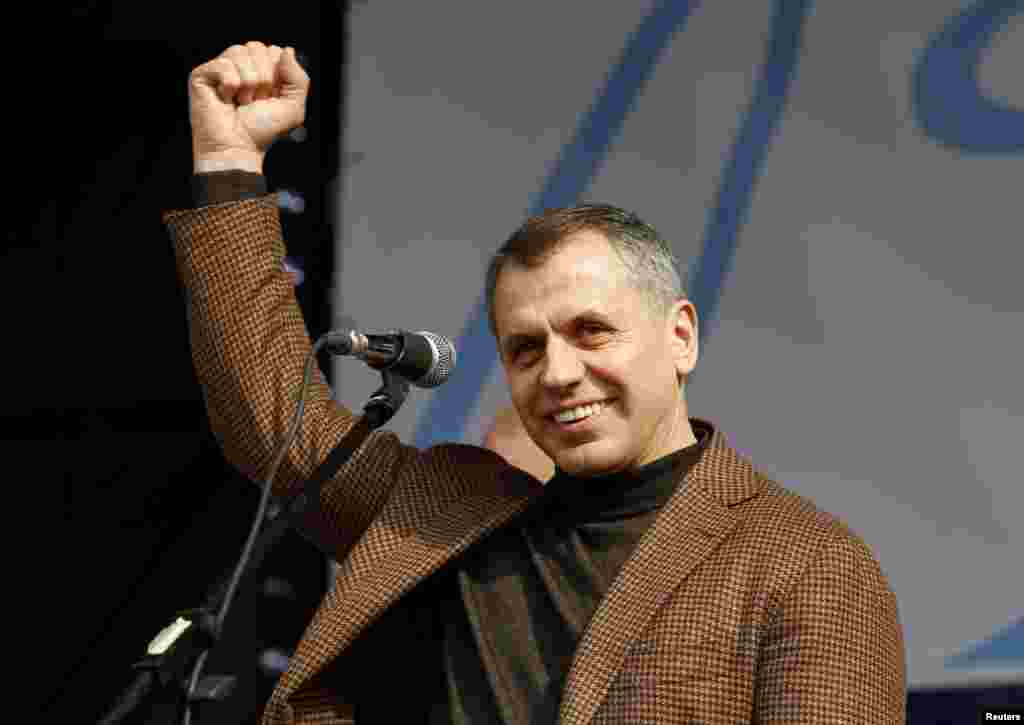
[329,0,1024,690]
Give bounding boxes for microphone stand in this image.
[96,363,411,725]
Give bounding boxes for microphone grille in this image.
[417,331,457,388]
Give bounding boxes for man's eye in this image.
[510,342,536,358]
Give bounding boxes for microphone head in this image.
[415,330,457,388]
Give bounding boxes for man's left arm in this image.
[755,531,907,724]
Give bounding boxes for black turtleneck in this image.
[338,422,712,724]
[538,438,704,523]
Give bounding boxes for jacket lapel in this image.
[558,427,765,725]
[281,460,543,707]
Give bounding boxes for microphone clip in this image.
[364,368,411,427]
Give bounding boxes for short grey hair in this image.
[485,203,686,339]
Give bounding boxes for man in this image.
[164,41,906,724]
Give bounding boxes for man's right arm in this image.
[162,41,415,559]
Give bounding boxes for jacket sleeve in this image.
[755,529,907,724]
[162,194,417,560]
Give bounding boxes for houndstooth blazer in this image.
[163,194,906,725]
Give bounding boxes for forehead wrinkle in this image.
[495,230,631,339]
[501,278,618,339]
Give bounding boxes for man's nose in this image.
[540,338,584,389]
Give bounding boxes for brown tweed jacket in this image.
[163,195,906,725]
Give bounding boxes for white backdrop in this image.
[331,0,1024,689]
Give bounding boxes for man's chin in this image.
[552,445,626,479]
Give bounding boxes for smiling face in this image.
[493,229,699,478]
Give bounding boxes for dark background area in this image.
[24,2,1021,723]
[31,3,347,722]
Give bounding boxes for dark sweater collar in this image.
[531,422,711,524]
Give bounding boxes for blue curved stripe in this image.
[414,0,700,448]
[912,0,1024,154]
[688,0,813,344]
[945,616,1024,668]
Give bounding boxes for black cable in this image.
[180,336,327,725]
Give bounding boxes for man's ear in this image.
[670,298,699,380]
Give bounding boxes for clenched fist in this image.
[188,41,310,174]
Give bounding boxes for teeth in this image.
[554,401,605,423]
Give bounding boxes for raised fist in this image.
[188,41,310,173]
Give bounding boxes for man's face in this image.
[494,230,698,478]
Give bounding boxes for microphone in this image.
[323,329,457,388]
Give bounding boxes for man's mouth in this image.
[549,399,613,427]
